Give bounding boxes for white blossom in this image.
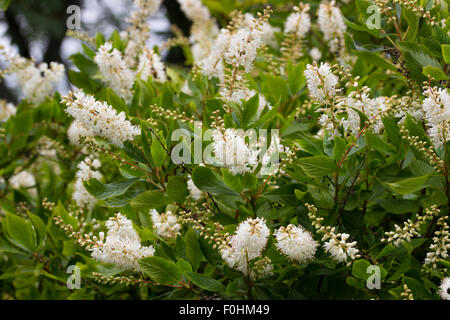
[422,87,450,148]
[323,233,359,263]
[223,28,263,72]
[72,156,102,211]
[62,90,140,147]
[67,121,93,147]
[275,224,318,263]
[137,48,167,82]
[150,209,181,238]
[211,128,258,175]
[0,100,16,121]
[310,47,322,61]
[94,42,135,102]
[9,171,36,197]
[304,62,339,102]
[318,1,347,52]
[221,218,270,275]
[187,175,204,200]
[439,277,450,300]
[284,5,311,39]
[91,213,155,271]
[1,48,65,104]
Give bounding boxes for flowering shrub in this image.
[0,0,449,300]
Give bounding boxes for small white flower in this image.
[323,233,359,263]
[0,100,16,122]
[187,175,204,200]
[310,47,322,61]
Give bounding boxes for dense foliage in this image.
[0,0,449,300]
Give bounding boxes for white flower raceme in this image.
[137,48,167,82]
[424,214,450,270]
[187,175,204,200]
[343,90,387,135]
[221,218,270,275]
[304,62,339,102]
[94,42,135,102]
[211,128,258,175]
[16,62,64,104]
[124,0,162,67]
[439,277,450,300]
[150,209,181,238]
[284,5,311,39]
[274,224,317,263]
[91,213,155,271]
[1,48,64,104]
[422,87,450,148]
[323,232,359,263]
[0,100,16,121]
[67,121,93,147]
[9,171,36,197]
[72,156,102,211]
[223,28,263,73]
[62,90,140,147]
[242,13,278,48]
[317,1,347,52]
[178,0,219,63]
[199,28,231,79]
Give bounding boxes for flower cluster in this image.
[220,218,270,275]
[72,156,102,211]
[307,203,360,264]
[0,47,64,104]
[421,86,450,149]
[94,42,135,102]
[90,213,155,271]
[382,205,438,247]
[274,224,318,263]
[62,90,140,147]
[150,209,181,238]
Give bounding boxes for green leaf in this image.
[130,190,168,210]
[422,65,447,81]
[83,178,139,200]
[385,174,430,195]
[376,199,419,214]
[353,51,396,71]
[151,131,167,168]
[139,256,181,285]
[3,212,36,252]
[184,271,225,293]
[185,229,203,271]
[167,176,187,204]
[298,155,336,178]
[332,136,346,160]
[241,94,259,129]
[191,166,239,196]
[27,212,46,247]
[442,44,450,63]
